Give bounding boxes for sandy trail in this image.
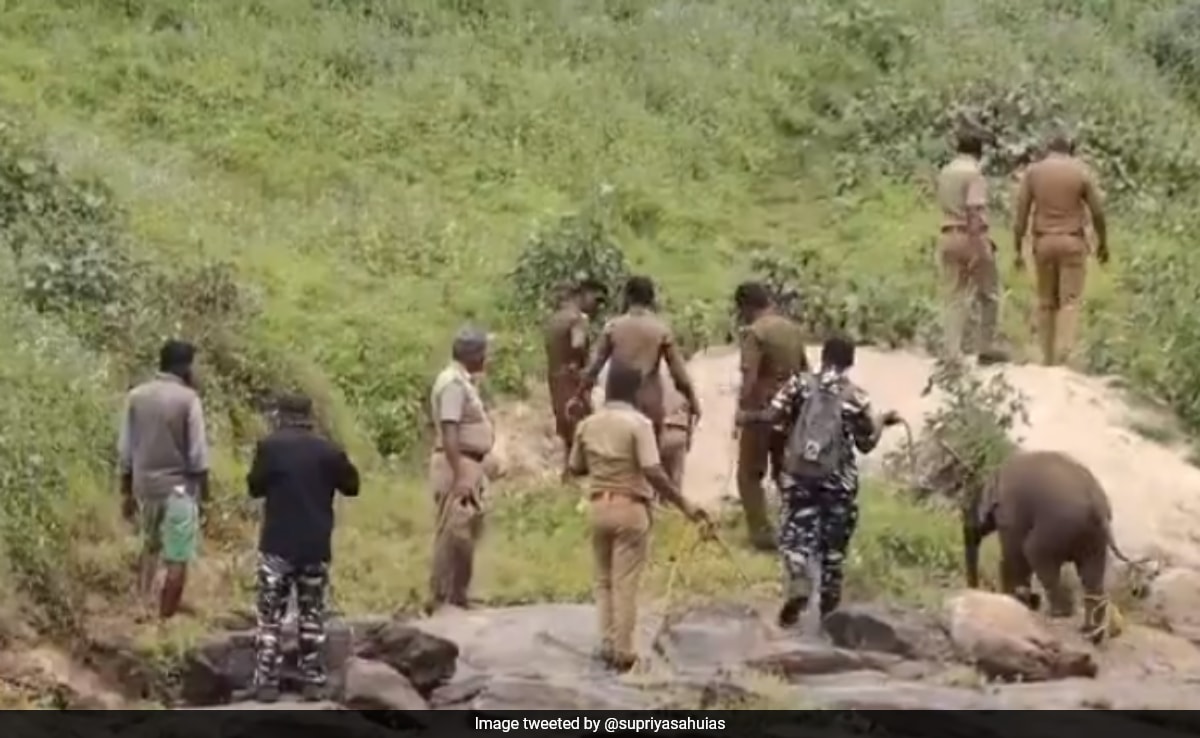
[672,346,1200,569]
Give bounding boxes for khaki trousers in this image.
[937,231,999,358]
[736,424,785,545]
[590,493,651,661]
[660,426,690,490]
[428,453,486,608]
[1032,234,1088,366]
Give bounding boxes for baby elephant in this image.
[961,449,1142,643]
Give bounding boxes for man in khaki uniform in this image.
[935,131,1006,364]
[659,382,692,491]
[567,362,709,672]
[733,281,809,551]
[1013,133,1109,366]
[428,326,495,611]
[544,278,606,479]
[576,276,700,444]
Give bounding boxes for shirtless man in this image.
[575,276,700,445]
[544,278,607,477]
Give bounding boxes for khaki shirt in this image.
[1014,152,1103,238]
[118,373,209,500]
[431,361,494,456]
[936,154,989,229]
[738,312,808,411]
[568,401,660,502]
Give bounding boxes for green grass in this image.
[0,0,1196,675]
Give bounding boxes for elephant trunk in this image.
[963,519,983,589]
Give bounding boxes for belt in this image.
[1033,230,1085,238]
[435,449,488,463]
[940,224,988,233]
[590,490,646,504]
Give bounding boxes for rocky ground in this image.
[9,345,1200,716]
[166,576,1200,714]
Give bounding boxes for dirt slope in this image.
[679,346,1200,569]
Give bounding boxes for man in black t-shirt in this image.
[247,393,360,703]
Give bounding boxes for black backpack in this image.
[783,373,847,480]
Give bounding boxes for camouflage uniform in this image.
[767,370,882,614]
[253,553,329,690]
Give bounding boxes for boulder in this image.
[944,590,1097,682]
[414,603,655,678]
[353,621,458,694]
[823,602,953,661]
[1144,567,1200,645]
[341,657,429,715]
[652,602,772,672]
[180,618,376,706]
[745,641,905,680]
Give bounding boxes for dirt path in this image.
[677,346,1200,569]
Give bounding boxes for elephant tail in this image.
[1102,517,1153,566]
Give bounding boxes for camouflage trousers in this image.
[777,474,860,614]
[253,553,329,689]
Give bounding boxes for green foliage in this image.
[507,194,631,325]
[0,290,114,638]
[902,357,1028,506]
[747,249,937,348]
[1145,1,1200,101]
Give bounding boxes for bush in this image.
[890,357,1028,507]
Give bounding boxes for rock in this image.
[745,641,905,680]
[340,657,429,715]
[353,621,458,694]
[477,675,653,710]
[1144,567,1200,644]
[415,603,660,678]
[652,602,772,671]
[944,590,1097,682]
[795,672,1003,710]
[823,602,952,660]
[84,634,161,702]
[180,619,360,706]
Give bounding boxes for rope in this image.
[1082,594,1126,642]
[895,417,920,479]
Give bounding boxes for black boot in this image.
[777,596,807,628]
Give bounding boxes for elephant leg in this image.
[998,530,1036,609]
[1026,527,1072,618]
[1075,537,1111,643]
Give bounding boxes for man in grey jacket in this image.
[118,340,210,620]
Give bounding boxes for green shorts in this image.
[140,488,199,564]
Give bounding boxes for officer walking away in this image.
[733,281,809,552]
[1012,132,1108,366]
[659,379,693,492]
[576,276,700,445]
[544,278,607,479]
[567,361,710,673]
[737,336,902,626]
[935,131,1007,365]
[246,392,360,703]
[117,339,209,620]
[428,326,495,611]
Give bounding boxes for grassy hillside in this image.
[3,0,1200,668]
